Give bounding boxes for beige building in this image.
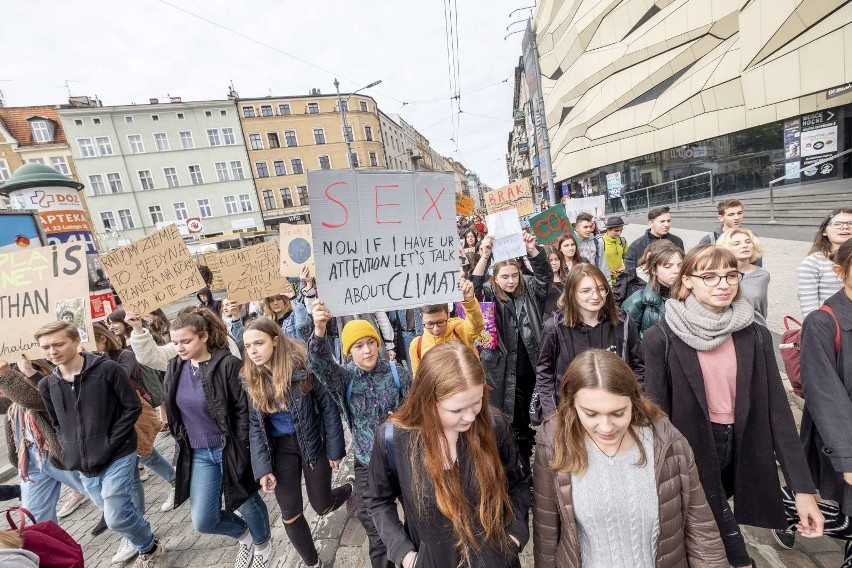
[237,91,387,227]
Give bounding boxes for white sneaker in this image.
[112,538,138,564]
[57,490,88,518]
[138,466,149,481]
[159,488,175,512]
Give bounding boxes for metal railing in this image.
[766,148,852,223]
[623,171,714,212]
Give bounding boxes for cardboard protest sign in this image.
[484,178,534,217]
[308,169,460,316]
[529,205,570,245]
[563,195,606,223]
[100,224,204,315]
[455,192,475,217]
[218,240,288,303]
[279,224,314,277]
[486,210,526,262]
[0,243,95,358]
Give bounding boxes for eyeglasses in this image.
[688,272,743,286]
[423,320,448,329]
[577,286,609,298]
[828,221,852,229]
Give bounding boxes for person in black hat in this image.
[599,215,628,285]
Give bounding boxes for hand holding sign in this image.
[311,300,332,337]
[480,236,493,257]
[523,232,539,256]
[460,277,474,301]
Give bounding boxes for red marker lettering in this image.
[375,185,401,224]
[322,181,349,229]
[421,187,446,221]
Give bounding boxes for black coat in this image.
[624,229,685,271]
[365,413,531,568]
[471,250,553,417]
[643,320,816,529]
[164,349,259,512]
[248,368,345,479]
[800,289,852,515]
[39,352,140,477]
[536,310,643,417]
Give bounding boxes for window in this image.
[369,152,378,167]
[230,161,245,180]
[239,194,253,212]
[188,165,203,185]
[318,155,331,170]
[220,110,227,116]
[179,131,194,149]
[291,158,304,174]
[128,134,145,154]
[215,162,230,182]
[207,128,221,146]
[100,211,115,230]
[364,125,373,141]
[77,138,97,158]
[107,173,124,193]
[242,106,255,118]
[96,136,113,155]
[267,132,280,148]
[205,110,213,117]
[154,133,170,151]
[31,120,51,143]
[249,133,263,150]
[89,174,106,195]
[197,199,212,218]
[297,186,309,206]
[138,170,154,190]
[163,167,179,188]
[118,209,134,229]
[92,117,102,125]
[343,125,353,142]
[125,116,134,123]
[260,105,273,117]
[284,130,298,147]
[313,128,326,145]
[274,160,286,176]
[307,102,319,114]
[176,113,184,120]
[224,196,238,215]
[350,153,359,167]
[339,100,348,112]
[151,115,159,122]
[279,104,291,115]
[74,119,83,126]
[50,157,70,175]
[279,187,293,208]
[148,205,164,224]
[360,101,368,112]
[222,127,236,145]
[0,160,10,181]
[27,158,45,164]
[173,202,188,220]
[262,190,275,210]
[256,162,269,177]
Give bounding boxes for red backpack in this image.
[3,507,84,568]
[780,305,840,397]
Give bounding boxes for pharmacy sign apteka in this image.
[308,169,460,316]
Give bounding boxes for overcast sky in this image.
[3,0,532,187]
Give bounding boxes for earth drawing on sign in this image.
[288,237,312,264]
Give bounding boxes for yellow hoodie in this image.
[408,297,485,374]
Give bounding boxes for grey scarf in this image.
[664,296,754,351]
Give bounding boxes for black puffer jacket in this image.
[248,368,345,479]
[164,348,258,512]
[471,250,552,417]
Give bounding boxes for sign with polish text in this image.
[485,210,526,262]
[218,240,289,303]
[455,192,475,217]
[484,178,534,217]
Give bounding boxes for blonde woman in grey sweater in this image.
[798,209,852,318]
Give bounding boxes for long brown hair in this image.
[240,318,311,413]
[830,238,852,278]
[93,321,125,352]
[545,245,568,283]
[170,307,230,351]
[262,294,292,319]
[550,349,665,474]
[557,231,583,267]
[144,309,170,338]
[557,264,618,327]
[489,259,526,302]
[639,240,683,293]
[391,342,513,565]
[670,244,740,301]
[809,208,852,257]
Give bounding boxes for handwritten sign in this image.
[100,224,204,314]
[484,178,534,217]
[0,243,95,358]
[279,224,314,277]
[308,169,460,316]
[455,192,475,217]
[529,205,570,245]
[486,210,526,262]
[564,195,606,223]
[218,240,288,303]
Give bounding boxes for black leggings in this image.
[708,423,752,567]
[272,435,352,566]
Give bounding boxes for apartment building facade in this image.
[378,111,414,171]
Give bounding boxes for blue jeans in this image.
[189,445,270,546]
[79,452,155,554]
[140,449,175,484]
[19,444,86,524]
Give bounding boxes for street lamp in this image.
[334,78,382,168]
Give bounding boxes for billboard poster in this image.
[799,109,838,180]
[7,186,96,253]
[0,211,46,254]
[783,118,801,180]
[606,172,623,197]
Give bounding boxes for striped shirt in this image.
[797,252,842,318]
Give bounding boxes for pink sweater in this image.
[696,337,737,424]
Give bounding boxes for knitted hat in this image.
[341,320,381,356]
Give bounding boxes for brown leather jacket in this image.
[533,416,728,567]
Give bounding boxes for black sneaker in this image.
[771,529,795,550]
[91,514,108,536]
[344,474,357,517]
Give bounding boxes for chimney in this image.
[227,87,239,101]
[149,98,159,104]
[169,96,182,103]
[309,88,321,96]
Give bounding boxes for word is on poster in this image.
[484,178,534,217]
[218,240,288,303]
[279,223,314,277]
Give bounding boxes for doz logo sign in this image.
[29,189,80,208]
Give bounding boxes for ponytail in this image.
[171,307,229,351]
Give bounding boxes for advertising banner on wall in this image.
[605,172,623,197]
[783,118,801,180]
[7,187,96,253]
[800,109,838,180]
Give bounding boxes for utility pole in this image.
[334,78,381,169]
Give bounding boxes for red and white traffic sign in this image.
[186,218,203,234]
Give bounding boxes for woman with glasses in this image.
[535,264,643,421]
[471,233,552,463]
[643,244,824,568]
[798,209,852,317]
